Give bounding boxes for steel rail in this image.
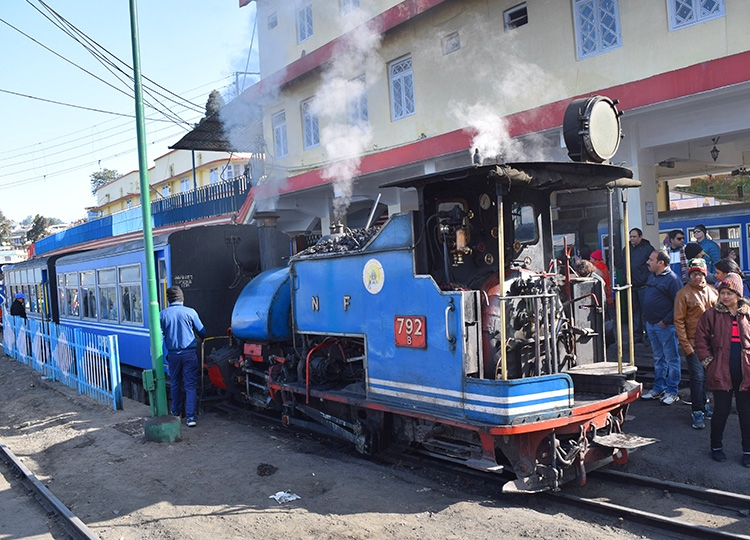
[0,441,100,540]
[592,469,750,508]
[550,491,750,540]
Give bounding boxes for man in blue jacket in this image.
[641,250,683,405]
[692,224,721,274]
[623,228,655,342]
[159,285,206,427]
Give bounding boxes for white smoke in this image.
[313,11,383,221]
[449,20,563,164]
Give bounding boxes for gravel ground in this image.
[0,344,748,540]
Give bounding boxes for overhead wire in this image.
[0,76,233,159]
[24,0,199,127]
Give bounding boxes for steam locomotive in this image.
[204,96,648,492]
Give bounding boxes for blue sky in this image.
[0,0,258,223]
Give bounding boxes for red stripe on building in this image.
[255,51,750,198]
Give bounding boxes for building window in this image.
[126,199,132,209]
[443,32,461,55]
[119,264,143,324]
[573,0,622,60]
[389,56,415,121]
[209,167,219,184]
[162,185,170,197]
[272,111,288,158]
[301,98,320,149]
[505,4,528,30]
[668,0,725,30]
[297,0,313,43]
[348,75,369,129]
[222,164,235,181]
[97,268,118,322]
[268,12,278,29]
[341,0,360,16]
[180,178,191,192]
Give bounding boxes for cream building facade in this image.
[93,150,251,216]
[236,0,750,245]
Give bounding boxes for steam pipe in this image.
[365,193,382,229]
[620,189,635,367]
[607,188,623,373]
[496,184,508,380]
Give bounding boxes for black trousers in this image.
[710,388,750,453]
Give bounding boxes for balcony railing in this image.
[35,175,252,256]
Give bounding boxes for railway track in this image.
[379,448,750,540]
[0,442,99,540]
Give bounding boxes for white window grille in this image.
[389,56,415,121]
[209,167,219,184]
[573,0,622,60]
[222,164,234,180]
[297,1,313,43]
[302,98,320,149]
[268,12,278,29]
[443,32,461,55]
[162,185,170,197]
[341,0,360,16]
[272,111,288,158]
[505,4,528,30]
[668,0,725,30]
[180,178,191,192]
[126,199,132,209]
[348,75,369,129]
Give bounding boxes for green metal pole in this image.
[128,0,168,419]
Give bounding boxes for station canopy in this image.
[169,98,264,153]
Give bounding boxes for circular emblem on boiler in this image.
[363,258,385,295]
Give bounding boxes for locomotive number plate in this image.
[394,316,426,348]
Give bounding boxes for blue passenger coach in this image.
[4,225,288,393]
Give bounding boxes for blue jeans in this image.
[685,352,706,412]
[168,350,199,417]
[646,322,681,395]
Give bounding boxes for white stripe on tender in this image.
[369,386,570,416]
[369,377,571,405]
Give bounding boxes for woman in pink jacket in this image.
[694,273,750,466]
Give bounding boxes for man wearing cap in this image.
[666,230,688,283]
[674,258,718,428]
[694,273,750,466]
[641,250,683,404]
[693,224,721,274]
[10,293,27,319]
[589,250,613,305]
[159,285,206,427]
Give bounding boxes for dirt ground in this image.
[0,346,748,540]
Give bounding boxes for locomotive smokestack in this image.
[254,211,282,272]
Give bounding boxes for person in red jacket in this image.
[589,250,613,306]
[694,273,750,466]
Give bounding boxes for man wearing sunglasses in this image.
[666,229,688,283]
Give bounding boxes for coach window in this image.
[58,275,65,316]
[98,268,118,322]
[80,271,97,320]
[65,273,80,317]
[119,264,143,324]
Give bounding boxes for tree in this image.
[0,210,11,245]
[26,214,48,243]
[90,168,120,195]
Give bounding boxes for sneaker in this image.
[704,404,713,419]
[712,448,727,462]
[186,416,197,427]
[691,411,705,429]
[170,410,181,418]
[661,393,680,405]
[641,389,665,400]
[743,454,750,468]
